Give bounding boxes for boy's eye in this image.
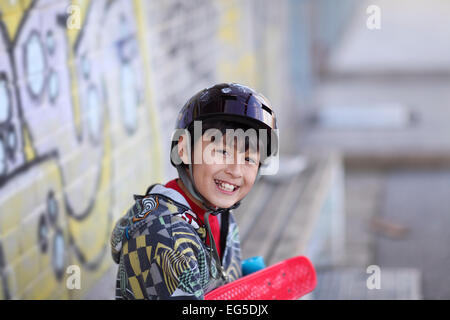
[216,149,228,156]
[245,157,257,165]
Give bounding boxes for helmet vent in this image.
[261,104,273,115]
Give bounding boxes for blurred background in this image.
[0,0,449,299]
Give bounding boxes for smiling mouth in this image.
[214,179,239,193]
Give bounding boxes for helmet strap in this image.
[176,164,208,207]
[176,161,243,283]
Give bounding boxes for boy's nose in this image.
[225,158,243,178]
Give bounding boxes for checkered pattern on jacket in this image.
[111,188,242,300]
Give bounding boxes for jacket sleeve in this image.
[149,245,206,299]
[121,224,209,300]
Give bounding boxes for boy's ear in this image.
[178,135,190,165]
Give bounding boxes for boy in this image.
[110,83,278,299]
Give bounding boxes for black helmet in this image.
[172,82,278,160]
[170,83,278,208]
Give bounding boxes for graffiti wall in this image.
[0,0,350,299]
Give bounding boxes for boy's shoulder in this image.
[127,184,198,235]
[111,184,204,263]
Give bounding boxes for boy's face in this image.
[182,131,260,209]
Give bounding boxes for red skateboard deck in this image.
[205,255,317,300]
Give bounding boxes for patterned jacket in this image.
[110,184,242,299]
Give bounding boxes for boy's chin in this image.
[207,198,239,210]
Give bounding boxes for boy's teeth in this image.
[221,183,233,191]
[216,180,236,192]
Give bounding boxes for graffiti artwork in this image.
[0,0,161,299]
[0,0,267,300]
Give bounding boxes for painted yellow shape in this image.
[237,53,257,84]
[21,0,34,10]
[22,268,59,300]
[133,0,163,182]
[216,0,257,87]
[218,54,257,86]
[0,196,21,235]
[66,0,91,139]
[67,98,113,264]
[66,0,91,49]
[22,124,36,161]
[0,0,32,41]
[0,228,21,271]
[12,161,70,299]
[218,6,240,43]
[68,62,82,138]
[15,247,40,292]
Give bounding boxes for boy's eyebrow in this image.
[224,136,260,154]
[203,128,261,154]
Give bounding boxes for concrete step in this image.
[234,153,345,267]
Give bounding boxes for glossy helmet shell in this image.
[171,83,278,167]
